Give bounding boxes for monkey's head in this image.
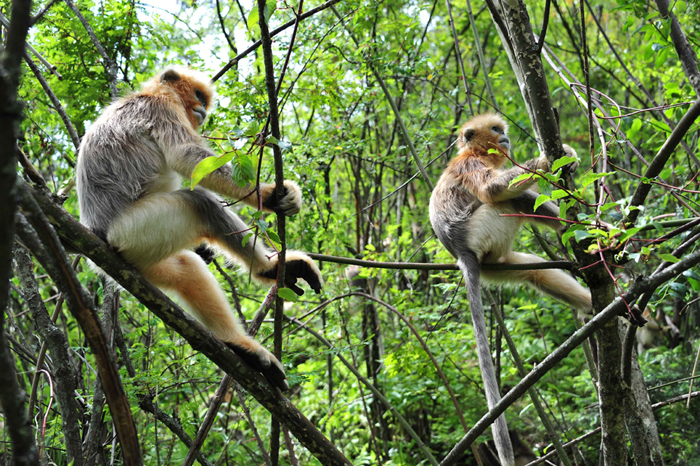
[457,113,511,169]
[144,67,214,130]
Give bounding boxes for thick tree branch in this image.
[15,184,142,465]
[213,0,343,81]
[14,248,83,466]
[654,0,700,97]
[626,99,700,225]
[0,1,40,463]
[27,183,352,466]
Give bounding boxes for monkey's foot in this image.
[258,250,324,296]
[226,339,288,391]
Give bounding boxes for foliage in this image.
[2,0,700,463]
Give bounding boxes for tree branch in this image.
[26,183,352,466]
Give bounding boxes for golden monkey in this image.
[76,68,323,390]
[429,113,591,465]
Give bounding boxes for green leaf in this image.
[574,230,593,242]
[627,118,642,139]
[550,189,569,200]
[231,154,256,187]
[241,232,254,248]
[247,6,259,31]
[510,172,534,186]
[534,194,551,211]
[551,155,578,172]
[266,230,281,243]
[264,0,277,23]
[278,287,299,302]
[660,254,680,263]
[655,47,669,69]
[191,153,234,188]
[580,171,615,188]
[617,227,642,243]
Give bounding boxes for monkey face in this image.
[458,113,511,168]
[192,89,208,126]
[149,67,214,130]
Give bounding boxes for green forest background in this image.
[2,0,700,464]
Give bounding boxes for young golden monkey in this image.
[429,113,592,465]
[76,68,323,390]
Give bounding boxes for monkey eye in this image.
[195,89,207,106]
[491,125,502,134]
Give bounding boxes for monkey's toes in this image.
[226,342,289,391]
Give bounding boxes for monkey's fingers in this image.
[286,259,323,294]
[262,181,302,216]
[226,342,289,391]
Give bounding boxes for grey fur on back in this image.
[428,180,480,261]
[76,94,197,240]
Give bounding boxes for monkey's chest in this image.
[466,203,523,260]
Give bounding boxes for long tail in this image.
[458,251,515,466]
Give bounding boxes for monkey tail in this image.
[458,251,515,466]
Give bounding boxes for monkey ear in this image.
[160,69,181,83]
[463,129,475,142]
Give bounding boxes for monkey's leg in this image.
[143,251,287,390]
[108,189,276,276]
[481,252,592,312]
[108,189,321,293]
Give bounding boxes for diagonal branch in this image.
[626,99,700,225]
[439,246,700,466]
[26,183,352,466]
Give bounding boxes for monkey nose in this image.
[498,136,510,151]
[192,106,207,125]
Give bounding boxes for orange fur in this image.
[141,67,213,130]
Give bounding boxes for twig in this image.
[466,0,499,110]
[15,184,142,465]
[213,0,343,81]
[23,52,80,153]
[0,1,46,462]
[28,179,351,465]
[331,5,434,190]
[287,315,439,466]
[63,0,118,97]
[308,252,576,271]
[183,292,275,465]
[485,290,573,466]
[182,375,234,466]
[445,0,473,115]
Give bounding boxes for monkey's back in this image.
[429,169,480,260]
[76,94,195,240]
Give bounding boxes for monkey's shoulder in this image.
[84,93,198,150]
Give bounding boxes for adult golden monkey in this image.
[429,113,591,465]
[76,68,323,390]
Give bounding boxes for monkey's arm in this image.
[456,156,547,203]
[165,143,302,216]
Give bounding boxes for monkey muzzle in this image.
[192,105,207,126]
[498,135,510,152]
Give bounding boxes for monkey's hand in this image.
[559,144,580,174]
[226,338,288,391]
[261,180,302,216]
[536,155,550,172]
[257,251,324,296]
